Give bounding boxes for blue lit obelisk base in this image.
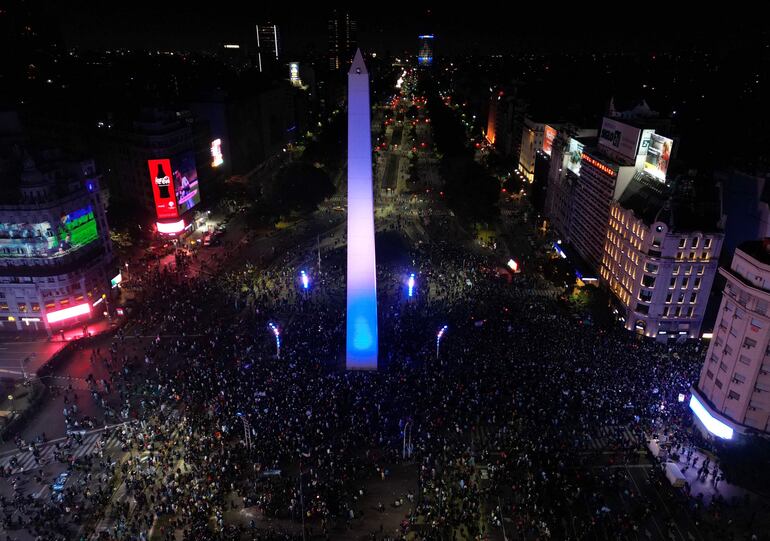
[346,49,379,371]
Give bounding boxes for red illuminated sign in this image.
[47,302,91,324]
[581,153,617,178]
[148,159,179,220]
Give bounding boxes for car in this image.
[51,472,69,492]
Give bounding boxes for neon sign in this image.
[581,153,617,178]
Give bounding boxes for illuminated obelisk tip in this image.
[346,49,378,370]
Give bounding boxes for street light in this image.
[300,270,310,294]
[407,273,416,298]
[236,412,252,450]
[7,394,14,414]
[268,322,281,358]
[436,325,448,360]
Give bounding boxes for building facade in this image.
[600,176,723,338]
[544,129,596,243]
[0,149,116,334]
[328,10,357,72]
[255,23,281,73]
[693,241,770,438]
[518,117,545,182]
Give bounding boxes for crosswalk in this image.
[513,288,561,299]
[581,425,641,451]
[0,428,125,474]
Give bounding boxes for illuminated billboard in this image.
[289,62,301,86]
[211,139,223,167]
[643,133,673,181]
[542,125,557,156]
[689,394,734,439]
[157,219,185,234]
[47,302,91,324]
[148,159,178,220]
[0,205,99,259]
[172,152,200,213]
[598,117,641,162]
[148,153,201,219]
[565,138,585,175]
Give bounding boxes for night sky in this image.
[51,3,766,56]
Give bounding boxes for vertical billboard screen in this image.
[148,159,178,220]
[542,125,557,156]
[211,139,223,167]
[598,117,641,162]
[643,134,673,181]
[148,153,201,220]
[565,138,585,175]
[171,152,201,213]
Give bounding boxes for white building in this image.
[693,241,770,438]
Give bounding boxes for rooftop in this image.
[618,172,722,233]
[737,240,770,267]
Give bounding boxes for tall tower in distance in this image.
[328,10,357,71]
[417,34,434,67]
[256,23,280,73]
[345,49,378,371]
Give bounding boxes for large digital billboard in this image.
[598,117,641,162]
[542,125,557,156]
[148,159,178,220]
[565,138,585,175]
[0,205,99,259]
[643,133,673,181]
[211,139,223,167]
[148,153,200,220]
[172,152,200,213]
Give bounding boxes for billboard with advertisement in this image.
[565,138,585,175]
[598,117,641,162]
[643,133,673,181]
[211,139,223,167]
[0,205,99,259]
[148,153,201,220]
[543,125,557,156]
[171,152,200,213]
[148,159,178,220]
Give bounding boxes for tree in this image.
[270,162,335,215]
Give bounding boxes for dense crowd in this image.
[2,206,765,541]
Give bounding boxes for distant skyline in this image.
[52,4,767,57]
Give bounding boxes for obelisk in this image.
[346,49,378,370]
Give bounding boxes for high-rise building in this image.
[0,147,116,335]
[256,23,281,73]
[328,10,357,72]
[543,127,597,243]
[600,173,723,338]
[691,240,770,439]
[417,34,434,67]
[568,116,665,270]
[485,88,526,159]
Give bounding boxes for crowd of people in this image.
[2,200,767,541]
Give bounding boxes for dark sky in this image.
[52,3,765,57]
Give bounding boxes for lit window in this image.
[31,303,40,312]
[673,265,680,275]
[17,303,27,313]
